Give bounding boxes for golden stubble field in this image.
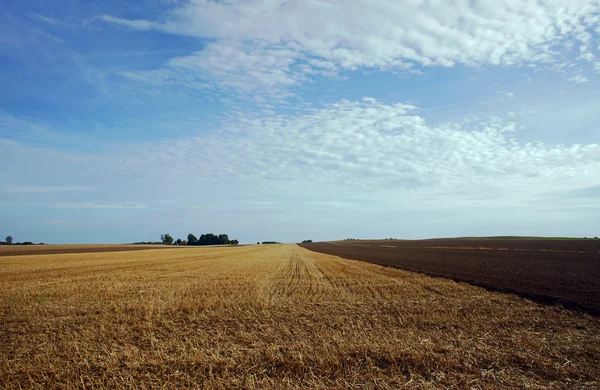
[1,244,599,389]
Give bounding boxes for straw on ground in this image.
[1,244,598,389]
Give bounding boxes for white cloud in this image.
[120,40,340,96]
[167,41,305,94]
[3,99,599,240]
[104,99,600,204]
[567,72,591,83]
[7,98,600,205]
[29,13,60,26]
[98,15,160,31]
[102,0,600,95]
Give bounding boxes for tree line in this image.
[186,233,239,246]
[156,233,239,246]
[1,236,43,245]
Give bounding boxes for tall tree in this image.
[5,236,13,245]
[161,234,174,245]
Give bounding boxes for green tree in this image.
[5,236,13,245]
[187,234,198,244]
[161,234,174,245]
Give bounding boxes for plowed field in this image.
[300,239,600,315]
[0,244,166,257]
[2,244,599,388]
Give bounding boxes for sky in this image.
[1,0,600,244]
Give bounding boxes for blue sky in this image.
[1,0,600,244]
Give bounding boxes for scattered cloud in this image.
[23,98,591,204]
[3,2,600,242]
[3,97,599,240]
[28,13,60,26]
[199,99,599,197]
[120,40,341,96]
[102,0,600,95]
[567,72,591,83]
[6,98,599,203]
[98,15,160,31]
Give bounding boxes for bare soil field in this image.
[0,244,168,257]
[331,237,600,253]
[300,238,600,315]
[1,244,599,388]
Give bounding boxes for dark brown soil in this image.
[300,238,600,315]
[0,244,169,256]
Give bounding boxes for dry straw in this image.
[1,244,598,388]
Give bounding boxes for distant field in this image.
[329,237,600,251]
[1,244,599,388]
[300,238,600,315]
[0,244,169,256]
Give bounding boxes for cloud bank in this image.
[6,98,599,206]
[103,0,600,94]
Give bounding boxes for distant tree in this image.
[176,238,182,245]
[257,242,260,245]
[161,234,174,245]
[198,233,213,245]
[5,236,13,245]
[301,239,313,243]
[231,239,239,245]
[186,233,239,246]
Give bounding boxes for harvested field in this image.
[1,244,599,388]
[300,238,600,315]
[0,244,167,257]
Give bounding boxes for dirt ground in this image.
[1,244,599,388]
[0,244,171,257]
[300,238,600,315]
